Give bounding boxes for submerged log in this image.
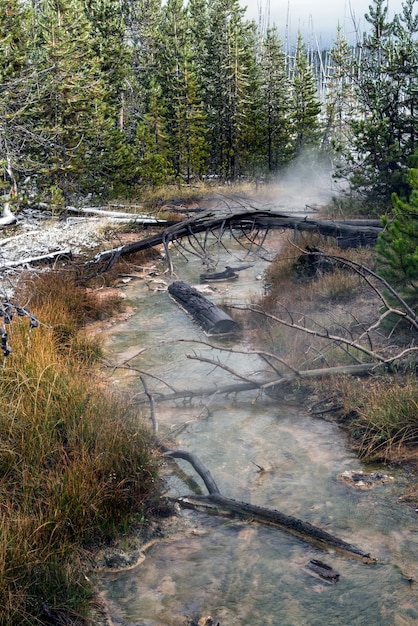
[200,266,238,282]
[161,445,372,561]
[175,493,372,561]
[168,280,240,335]
[306,559,340,583]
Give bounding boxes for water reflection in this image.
[100,240,418,625]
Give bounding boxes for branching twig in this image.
[239,304,385,362]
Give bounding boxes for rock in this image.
[338,470,394,490]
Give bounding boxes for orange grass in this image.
[0,272,161,624]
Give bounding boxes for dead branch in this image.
[294,246,417,331]
[139,377,373,561]
[240,304,386,363]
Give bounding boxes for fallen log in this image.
[66,206,168,224]
[200,266,238,282]
[175,494,373,561]
[145,362,385,403]
[168,280,240,335]
[85,208,383,273]
[0,249,72,269]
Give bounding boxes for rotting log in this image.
[168,280,240,335]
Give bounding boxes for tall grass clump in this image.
[0,271,161,625]
[333,375,418,462]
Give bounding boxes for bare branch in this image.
[238,304,385,362]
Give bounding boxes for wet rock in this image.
[104,551,140,569]
[338,469,394,490]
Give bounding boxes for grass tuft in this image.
[0,271,161,624]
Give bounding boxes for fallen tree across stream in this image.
[134,362,386,404]
[85,207,383,276]
[140,377,374,562]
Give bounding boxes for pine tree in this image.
[257,26,291,174]
[135,77,174,186]
[376,168,418,307]
[289,33,322,159]
[84,0,132,125]
[322,26,356,152]
[0,0,32,199]
[28,0,135,195]
[348,0,418,203]
[202,0,256,179]
[155,0,208,182]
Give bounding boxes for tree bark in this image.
[168,280,240,335]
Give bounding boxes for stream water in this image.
[98,236,418,626]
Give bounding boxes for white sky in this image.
[241,0,407,47]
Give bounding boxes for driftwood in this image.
[168,280,240,335]
[66,205,168,224]
[0,249,72,269]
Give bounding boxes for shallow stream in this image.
[99,237,418,626]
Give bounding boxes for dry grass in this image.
[0,271,162,625]
[249,232,417,477]
[250,235,379,370]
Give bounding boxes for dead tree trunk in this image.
[168,280,240,335]
[85,209,383,276]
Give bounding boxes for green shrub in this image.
[376,168,418,309]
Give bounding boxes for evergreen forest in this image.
[0,0,417,207]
